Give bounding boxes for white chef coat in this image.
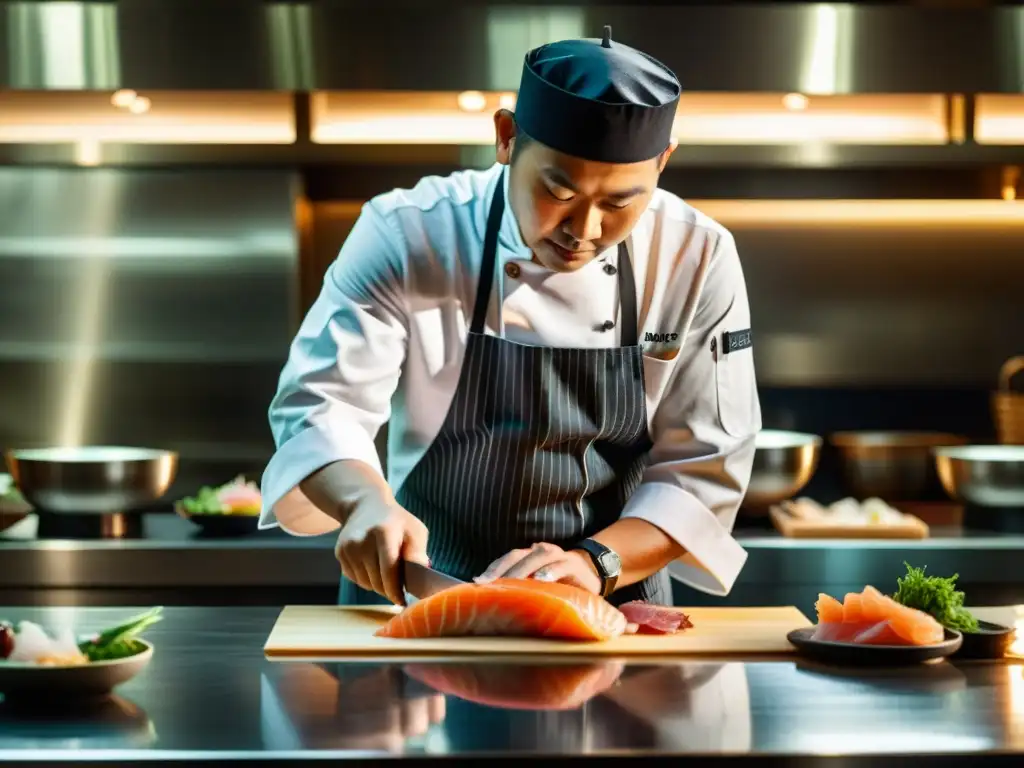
[259,162,762,596]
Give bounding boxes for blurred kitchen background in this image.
[2,0,1024,607]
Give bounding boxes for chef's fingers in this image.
[525,556,578,584]
[377,526,405,606]
[400,515,430,566]
[339,549,370,593]
[500,542,566,580]
[475,546,532,582]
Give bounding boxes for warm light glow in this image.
[127,95,150,115]
[675,93,947,144]
[783,93,809,111]
[690,199,1024,227]
[0,92,296,143]
[74,139,101,166]
[457,90,487,113]
[111,89,136,108]
[975,95,1024,144]
[311,91,949,145]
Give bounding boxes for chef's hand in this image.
[475,542,601,594]
[336,497,429,605]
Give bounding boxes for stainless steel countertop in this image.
[0,606,1022,766]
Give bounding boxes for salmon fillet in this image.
[812,586,945,646]
[375,578,628,641]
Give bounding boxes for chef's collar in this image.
[497,164,532,260]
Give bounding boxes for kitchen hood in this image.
[2,1,1024,94]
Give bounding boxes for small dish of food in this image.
[0,608,162,701]
[174,476,261,536]
[788,582,963,666]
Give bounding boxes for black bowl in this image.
[953,620,1017,660]
[175,506,259,537]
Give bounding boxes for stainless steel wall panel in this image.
[2,2,1024,93]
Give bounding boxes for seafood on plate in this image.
[0,607,162,666]
[176,476,261,516]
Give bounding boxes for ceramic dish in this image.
[787,627,962,666]
[0,641,153,701]
[175,504,259,536]
[953,620,1017,660]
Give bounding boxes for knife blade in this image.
[399,560,464,604]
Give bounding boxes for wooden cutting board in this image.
[263,605,811,658]
[770,505,930,539]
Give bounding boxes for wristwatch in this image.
[574,539,622,598]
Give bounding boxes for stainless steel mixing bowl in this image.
[4,446,179,514]
[744,430,822,508]
[830,431,969,500]
[934,445,1024,508]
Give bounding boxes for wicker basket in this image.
[992,356,1024,445]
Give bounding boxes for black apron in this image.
[340,170,672,607]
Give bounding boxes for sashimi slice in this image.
[375,578,628,641]
[842,592,864,623]
[811,620,911,646]
[815,593,844,624]
[859,585,890,623]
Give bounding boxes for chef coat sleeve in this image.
[620,229,761,596]
[258,201,409,536]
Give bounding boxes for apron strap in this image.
[469,171,506,336]
[616,239,639,347]
[470,169,640,348]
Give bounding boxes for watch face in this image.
[597,550,622,576]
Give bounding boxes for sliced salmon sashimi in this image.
[375,578,629,641]
[811,586,945,647]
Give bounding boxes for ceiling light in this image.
[111,89,136,108]
[783,93,809,111]
[128,96,151,115]
[457,91,487,112]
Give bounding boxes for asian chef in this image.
[258,27,762,608]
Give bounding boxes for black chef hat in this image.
[514,26,680,164]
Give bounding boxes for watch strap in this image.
[575,538,620,597]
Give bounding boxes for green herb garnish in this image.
[179,485,229,515]
[892,563,979,633]
[78,606,163,662]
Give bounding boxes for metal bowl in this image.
[934,445,1024,508]
[744,430,822,508]
[4,446,178,514]
[830,431,969,500]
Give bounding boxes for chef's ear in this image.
[494,109,517,165]
[657,139,678,173]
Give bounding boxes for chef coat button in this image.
[603,263,617,275]
[601,320,615,331]
[505,262,521,279]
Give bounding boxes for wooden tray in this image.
[770,501,930,539]
[264,605,812,659]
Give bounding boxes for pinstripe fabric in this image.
[341,170,671,607]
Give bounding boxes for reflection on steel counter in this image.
[258,659,751,754]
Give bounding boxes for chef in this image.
[258,27,761,608]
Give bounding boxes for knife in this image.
[399,560,464,605]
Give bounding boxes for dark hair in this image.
[511,123,533,164]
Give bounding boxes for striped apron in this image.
[340,170,672,607]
